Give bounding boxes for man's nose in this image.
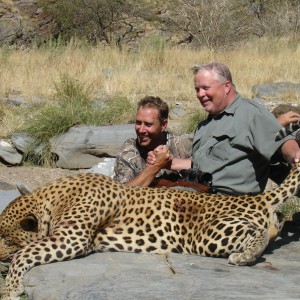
[197,88,205,98]
[139,124,146,132]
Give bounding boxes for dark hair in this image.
[137,96,169,123]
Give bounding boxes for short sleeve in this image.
[249,104,293,160]
[113,138,142,183]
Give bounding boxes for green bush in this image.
[23,75,93,143]
[19,74,135,165]
[276,196,300,221]
[181,110,207,134]
[99,96,136,125]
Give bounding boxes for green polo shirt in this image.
[192,94,292,195]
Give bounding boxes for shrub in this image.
[99,96,136,125]
[276,196,300,221]
[181,110,207,134]
[19,74,135,165]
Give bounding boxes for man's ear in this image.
[161,119,168,131]
[225,81,231,94]
[16,182,31,195]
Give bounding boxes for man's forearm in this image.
[170,158,192,171]
[124,164,162,187]
[280,139,300,163]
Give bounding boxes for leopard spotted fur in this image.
[0,164,300,299]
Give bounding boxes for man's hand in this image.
[147,145,173,169]
[277,111,300,127]
[147,150,156,165]
[124,145,172,187]
[154,145,173,169]
[281,139,300,170]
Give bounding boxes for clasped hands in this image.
[147,145,173,170]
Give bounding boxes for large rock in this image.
[0,0,53,46]
[0,181,15,191]
[23,227,300,299]
[0,9,22,45]
[0,190,20,212]
[252,82,300,101]
[11,133,35,153]
[0,140,22,165]
[50,125,135,169]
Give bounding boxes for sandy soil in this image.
[0,166,82,191]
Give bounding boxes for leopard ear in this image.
[19,214,38,233]
[16,182,31,195]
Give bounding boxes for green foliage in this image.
[181,110,207,134]
[37,0,299,50]
[23,75,93,144]
[19,74,135,165]
[99,96,136,125]
[39,0,137,46]
[53,74,92,106]
[39,35,67,50]
[276,196,300,221]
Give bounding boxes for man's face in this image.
[194,70,230,116]
[135,107,167,150]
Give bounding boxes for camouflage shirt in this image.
[114,131,192,183]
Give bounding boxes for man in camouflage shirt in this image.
[114,96,192,186]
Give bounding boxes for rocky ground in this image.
[0,166,82,191]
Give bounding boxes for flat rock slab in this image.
[23,224,300,300]
[1,191,300,299]
[0,190,20,212]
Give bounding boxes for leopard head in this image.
[0,196,40,260]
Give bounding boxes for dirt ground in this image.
[0,165,278,192]
[0,166,82,191]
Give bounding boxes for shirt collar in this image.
[209,94,241,120]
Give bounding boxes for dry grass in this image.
[0,39,300,102]
[0,35,299,165]
[0,35,299,111]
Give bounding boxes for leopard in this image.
[1,163,300,299]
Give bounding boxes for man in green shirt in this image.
[148,62,300,195]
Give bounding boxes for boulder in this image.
[22,233,300,300]
[0,11,22,45]
[50,125,135,169]
[0,140,22,165]
[11,133,35,153]
[0,190,20,212]
[0,181,15,191]
[252,82,300,101]
[0,0,53,46]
